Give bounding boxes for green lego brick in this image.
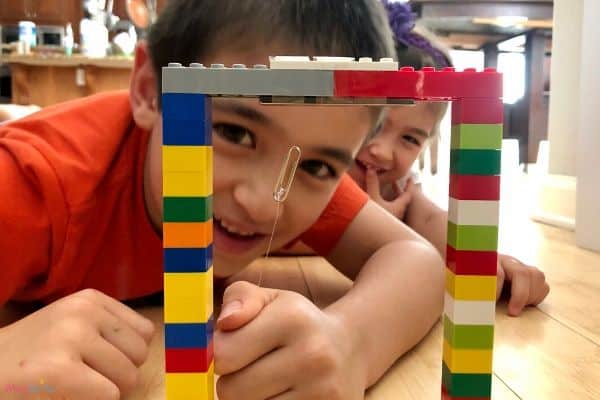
[447,222,498,251]
[164,197,212,222]
[442,362,492,398]
[443,315,494,349]
[450,149,501,175]
[451,124,503,150]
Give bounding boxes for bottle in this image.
[63,23,74,56]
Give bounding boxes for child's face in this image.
[147,48,375,277]
[348,103,437,190]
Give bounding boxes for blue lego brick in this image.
[162,93,212,145]
[164,246,213,273]
[165,318,214,349]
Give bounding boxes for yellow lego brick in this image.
[443,339,493,374]
[164,269,213,323]
[163,146,213,172]
[166,363,214,400]
[163,171,212,197]
[446,269,497,301]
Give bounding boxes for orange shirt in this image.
[0,92,367,305]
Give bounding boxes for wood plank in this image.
[494,304,600,400]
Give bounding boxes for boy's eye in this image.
[402,134,421,146]
[213,123,255,148]
[300,160,337,180]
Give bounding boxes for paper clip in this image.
[273,146,301,202]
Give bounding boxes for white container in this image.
[18,21,37,53]
[80,18,108,58]
[63,23,74,56]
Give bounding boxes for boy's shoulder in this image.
[1,91,144,204]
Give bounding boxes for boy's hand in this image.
[0,289,154,400]
[496,254,550,316]
[215,281,367,400]
[365,167,414,220]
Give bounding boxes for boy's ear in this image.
[130,41,159,131]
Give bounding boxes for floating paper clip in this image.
[273,146,301,202]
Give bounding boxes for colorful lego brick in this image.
[165,319,214,348]
[334,68,502,99]
[443,315,494,349]
[443,339,493,374]
[165,365,215,400]
[446,245,497,276]
[442,363,492,398]
[166,342,214,373]
[164,269,213,323]
[163,146,212,172]
[162,93,211,145]
[164,246,213,273]
[449,175,500,201]
[451,97,504,124]
[163,171,212,197]
[450,149,501,175]
[164,197,212,223]
[163,221,213,248]
[450,124,502,150]
[270,56,398,70]
[447,222,498,252]
[443,293,496,325]
[446,269,497,301]
[163,65,334,97]
[448,198,500,227]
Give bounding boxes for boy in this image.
[0,1,444,399]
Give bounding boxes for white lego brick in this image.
[162,64,334,97]
[269,56,398,71]
[448,198,500,226]
[444,292,496,325]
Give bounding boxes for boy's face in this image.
[143,47,374,277]
[348,103,437,190]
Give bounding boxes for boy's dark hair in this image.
[148,0,396,99]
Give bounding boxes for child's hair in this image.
[147,0,396,104]
[383,0,453,139]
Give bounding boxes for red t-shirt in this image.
[0,91,367,305]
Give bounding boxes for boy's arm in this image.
[324,199,445,387]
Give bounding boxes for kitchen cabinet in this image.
[0,0,80,25]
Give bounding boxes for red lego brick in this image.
[446,245,498,276]
[452,97,504,124]
[165,342,213,373]
[333,67,502,99]
[333,68,420,98]
[449,175,500,201]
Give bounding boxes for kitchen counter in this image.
[2,53,133,106]
[0,53,133,69]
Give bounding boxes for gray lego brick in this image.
[162,66,334,97]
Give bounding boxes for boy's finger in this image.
[55,363,120,400]
[507,271,530,316]
[365,168,381,200]
[218,281,279,332]
[75,289,155,343]
[97,307,151,367]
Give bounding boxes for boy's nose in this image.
[232,177,281,227]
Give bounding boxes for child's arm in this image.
[402,185,549,316]
[0,290,154,399]
[324,199,445,387]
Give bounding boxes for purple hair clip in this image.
[382,0,450,68]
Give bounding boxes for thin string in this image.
[257,200,282,288]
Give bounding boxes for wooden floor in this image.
[1,196,598,399]
[121,216,600,400]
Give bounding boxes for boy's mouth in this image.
[213,216,267,254]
